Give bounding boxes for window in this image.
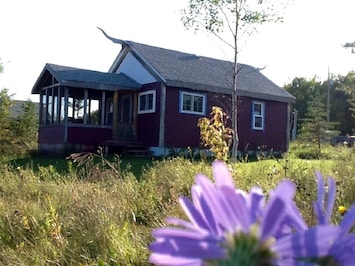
[180,91,206,115]
[138,90,156,114]
[252,101,265,130]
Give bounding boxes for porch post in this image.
[64,87,69,124]
[286,103,291,151]
[64,87,69,143]
[45,88,49,124]
[39,89,43,124]
[51,86,55,124]
[56,85,61,123]
[83,89,88,124]
[133,93,137,140]
[101,91,106,126]
[158,83,166,148]
[112,91,119,140]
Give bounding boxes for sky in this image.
[0,0,354,101]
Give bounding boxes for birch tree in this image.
[182,0,287,160]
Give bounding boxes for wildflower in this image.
[312,172,355,265]
[312,172,355,229]
[338,205,347,216]
[149,161,337,265]
[149,165,355,265]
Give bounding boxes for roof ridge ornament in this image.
[97,27,128,46]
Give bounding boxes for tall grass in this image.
[0,144,354,265]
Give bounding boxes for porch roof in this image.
[31,63,141,94]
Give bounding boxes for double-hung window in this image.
[252,101,265,130]
[180,91,206,115]
[138,90,156,114]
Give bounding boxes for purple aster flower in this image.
[149,161,338,265]
[312,171,355,265]
[313,171,355,233]
[149,164,355,265]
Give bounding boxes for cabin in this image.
[31,33,295,156]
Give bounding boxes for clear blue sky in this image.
[0,0,354,101]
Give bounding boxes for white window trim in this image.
[252,101,265,130]
[180,91,206,115]
[138,90,156,114]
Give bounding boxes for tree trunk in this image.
[231,1,239,161]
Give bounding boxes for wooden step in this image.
[127,147,153,157]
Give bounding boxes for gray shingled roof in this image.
[33,28,295,103]
[32,63,141,94]
[9,100,39,118]
[127,41,295,103]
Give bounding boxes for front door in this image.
[117,94,134,141]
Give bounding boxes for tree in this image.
[0,62,38,156]
[284,76,353,135]
[197,106,233,161]
[0,63,12,154]
[0,88,14,155]
[11,100,38,150]
[329,75,354,134]
[299,91,338,150]
[284,77,323,126]
[343,41,355,54]
[181,0,287,160]
[336,71,355,119]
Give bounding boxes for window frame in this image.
[252,101,265,130]
[179,91,206,115]
[138,90,156,114]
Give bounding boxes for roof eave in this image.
[61,80,141,91]
[31,63,53,94]
[166,80,296,103]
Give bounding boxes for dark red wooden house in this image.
[31,32,295,156]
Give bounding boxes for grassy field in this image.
[8,154,155,179]
[0,143,354,265]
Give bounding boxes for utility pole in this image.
[291,109,297,140]
[327,67,330,124]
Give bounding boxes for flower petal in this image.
[150,228,225,260]
[178,196,210,232]
[191,182,219,235]
[220,186,251,232]
[166,217,206,234]
[212,161,234,188]
[325,177,336,224]
[249,186,264,222]
[329,234,355,264]
[195,174,236,234]
[149,253,203,266]
[261,197,286,241]
[313,172,325,224]
[269,179,307,234]
[273,225,341,258]
[340,203,355,233]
